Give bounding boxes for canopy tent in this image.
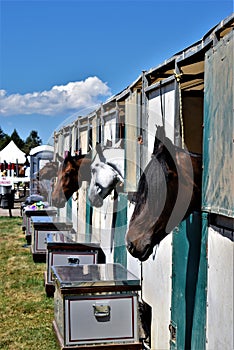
[0,140,27,164]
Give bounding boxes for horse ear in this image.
[55,153,64,163]
[106,139,112,147]
[153,126,166,155]
[96,143,102,153]
[96,143,106,162]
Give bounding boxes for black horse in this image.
[126,127,202,261]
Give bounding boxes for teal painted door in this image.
[170,212,207,350]
[66,197,72,220]
[190,212,208,350]
[85,193,92,243]
[113,193,128,268]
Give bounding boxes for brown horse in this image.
[38,161,59,180]
[52,153,91,208]
[126,127,202,261]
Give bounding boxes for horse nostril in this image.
[127,241,135,254]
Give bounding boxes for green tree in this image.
[0,127,11,150]
[11,129,25,150]
[24,130,42,154]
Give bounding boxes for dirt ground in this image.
[0,201,22,217]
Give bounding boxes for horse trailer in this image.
[51,13,233,350]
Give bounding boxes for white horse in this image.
[88,141,124,207]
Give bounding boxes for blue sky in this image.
[0,0,233,145]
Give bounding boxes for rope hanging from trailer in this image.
[159,81,165,132]
[174,70,184,149]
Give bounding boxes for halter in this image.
[106,161,124,183]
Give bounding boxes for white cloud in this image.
[0,76,111,116]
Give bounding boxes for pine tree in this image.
[24,130,42,154]
[0,127,11,150]
[11,129,25,150]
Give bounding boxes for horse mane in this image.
[62,153,87,170]
[132,128,178,217]
[154,125,202,157]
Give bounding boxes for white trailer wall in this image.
[70,123,79,232]
[76,182,88,236]
[206,226,233,350]
[103,113,116,146]
[90,190,117,263]
[79,128,88,154]
[148,81,175,155]
[126,203,172,350]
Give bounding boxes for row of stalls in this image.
[0,140,30,211]
[0,141,54,207]
[50,14,233,350]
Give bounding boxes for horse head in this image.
[38,161,59,181]
[52,152,91,208]
[88,143,124,208]
[126,128,202,261]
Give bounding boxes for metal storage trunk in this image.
[22,206,57,244]
[52,263,142,349]
[31,216,73,262]
[45,232,106,297]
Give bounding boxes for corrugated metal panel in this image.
[79,129,88,154]
[53,134,59,158]
[148,81,175,155]
[57,132,64,157]
[63,128,71,154]
[203,30,234,218]
[103,113,116,146]
[125,91,141,192]
[70,124,78,154]
[91,117,98,149]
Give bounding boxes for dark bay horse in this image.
[126,127,202,261]
[52,153,91,208]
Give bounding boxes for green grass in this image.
[0,217,58,350]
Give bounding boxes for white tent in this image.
[0,140,27,164]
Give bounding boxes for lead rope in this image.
[174,70,185,149]
[159,81,165,132]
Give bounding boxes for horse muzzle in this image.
[52,195,66,208]
[126,238,153,262]
[89,195,103,208]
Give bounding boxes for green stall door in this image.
[66,197,72,220]
[85,193,93,243]
[170,212,207,350]
[113,193,128,268]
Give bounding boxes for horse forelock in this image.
[132,144,178,222]
[62,154,85,170]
